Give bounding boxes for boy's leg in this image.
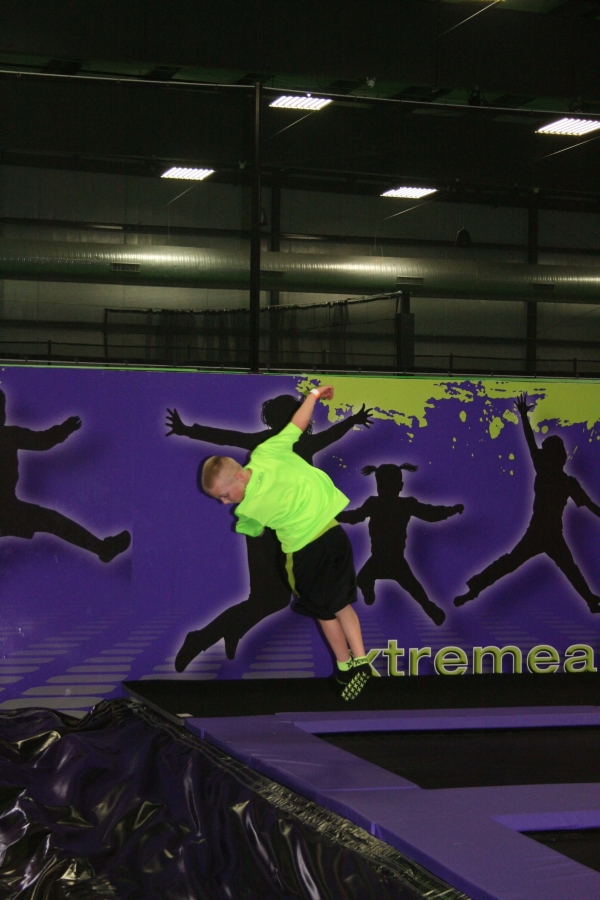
[334,604,366,659]
[320,605,371,700]
[318,616,353,662]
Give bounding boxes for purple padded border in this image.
[186,706,600,900]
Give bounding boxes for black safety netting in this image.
[0,698,467,900]
[104,298,398,370]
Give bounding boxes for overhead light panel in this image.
[381,187,437,199]
[270,95,332,110]
[536,118,600,136]
[161,167,215,180]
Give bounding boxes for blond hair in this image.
[200,456,242,493]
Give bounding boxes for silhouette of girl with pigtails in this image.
[337,463,463,625]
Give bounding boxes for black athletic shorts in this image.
[285,524,357,621]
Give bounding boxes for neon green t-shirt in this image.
[234,422,349,553]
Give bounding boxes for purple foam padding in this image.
[494,809,600,832]
[185,711,600,899]
[186,715,417,799]
[319,784,600,900]
[278,706,600,734]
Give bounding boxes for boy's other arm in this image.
[166,408,263,450]
[235,513,265,538]
[515,393,540,464]
[412,499,464,522]
[305,404,373,454]
[13,417,81,451]
[291,386,334,433]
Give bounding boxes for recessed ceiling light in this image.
[536,118,600,136]
[161,167,215,180]
[381,187,437,199]
[269,95,332,110]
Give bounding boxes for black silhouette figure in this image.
[166,395,373,660]
[0,390,131,562]
[454,392,600,612]
[337,463,463,626]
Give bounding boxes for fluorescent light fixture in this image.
[381,187,437,199]
[161,167,215,180]
[269,95,332,110]
[536,118,600,136]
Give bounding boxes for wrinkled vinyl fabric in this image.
[0,699,466,900]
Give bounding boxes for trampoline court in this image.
[125,671,600,900]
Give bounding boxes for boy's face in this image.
[210,471,247,505]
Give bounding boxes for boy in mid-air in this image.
[176,386,371,700]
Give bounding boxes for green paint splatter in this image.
[459,410,467,422]
[296,375,600,433]
[509,453,515,460]
[489,417,504,439]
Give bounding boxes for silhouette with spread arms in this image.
[454,392,600,612]
[165,395,372,660]
[0,390,131,562]
[337,463,463,625]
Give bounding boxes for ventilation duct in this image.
[1,239,600,302]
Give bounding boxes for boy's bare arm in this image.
[291,385,334,433]
[515,393,540,462]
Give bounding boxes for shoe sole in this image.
[341,670,370,701]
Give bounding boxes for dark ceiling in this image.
[2,0,600,212]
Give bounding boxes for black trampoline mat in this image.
[318,726,600,788]
[525,828,600,875]
[125,672,600,719]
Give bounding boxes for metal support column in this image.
[249,81,262,372]
[269,171,281,367]
[396,291,415,371]
[526,201,538,375]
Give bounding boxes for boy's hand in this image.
[451,504,464,515]
[317,385,334,401]
[166,408,188,436]
[515,393,534,416]
[61,416,81,435]
[352,404,373,427]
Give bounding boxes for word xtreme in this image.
[366,642,597,676]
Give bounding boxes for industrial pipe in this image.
[1,239,600,302]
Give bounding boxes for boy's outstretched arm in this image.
[515,392,540,462]
[291,386,334,433]
[165,408,264,450]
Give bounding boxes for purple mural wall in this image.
[1,366,599,715]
